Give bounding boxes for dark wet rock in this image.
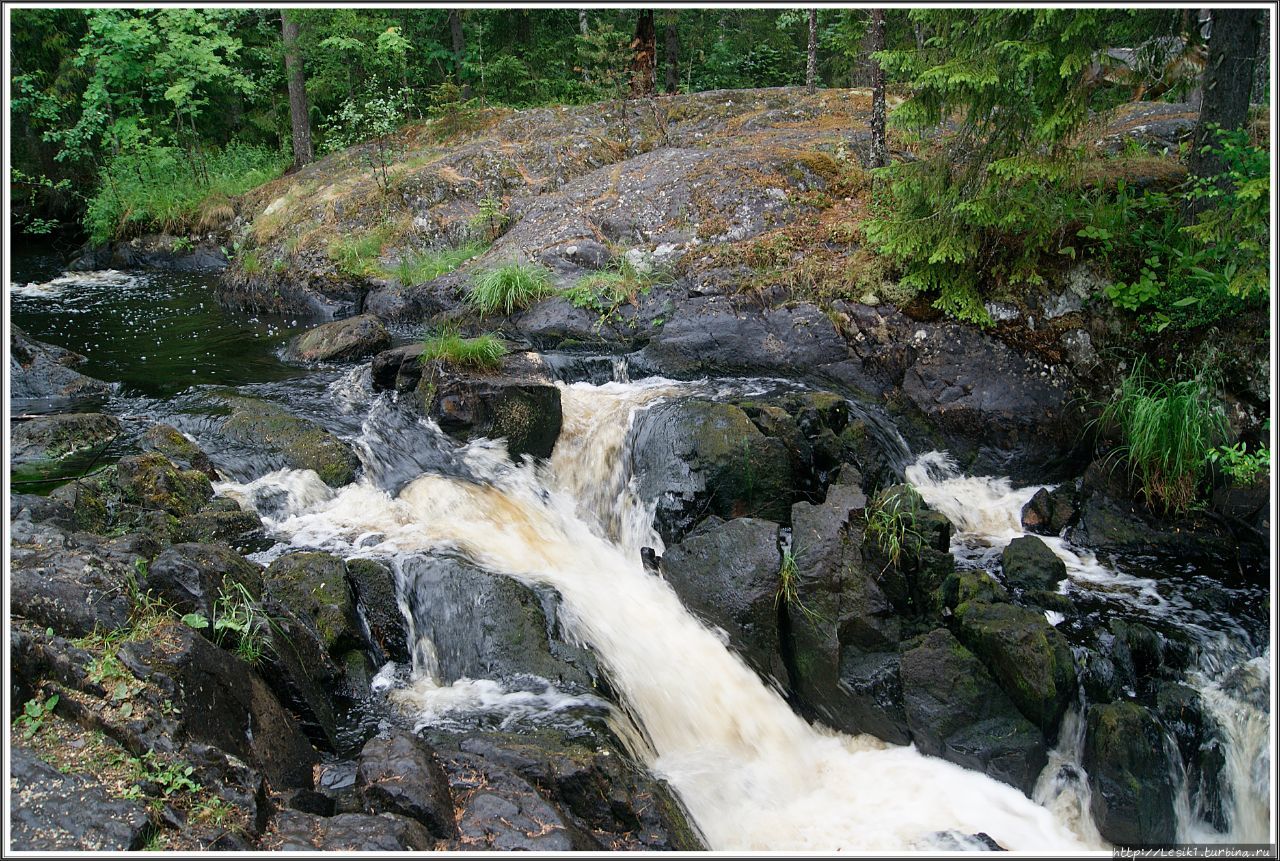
[10,413,121,472]
[1021,484,1078,535]
[345,557,410,663]
[437,729,703,851]
[265,810,435,851]
[1098,101,1199,156]
[400,555,595,689]
[631,398,794,544]
[636,298,847,379]
[1000,536,1067,593]
[1070,459,1234,559]
[114,452,214,518]
[900,628,1048,796]
[1105,619,1166,701]
[264,552,361,656]
[9,747,152,851]
[952,601,1077,737]
[10,325,112,408]
[151,621,319,789]
[660,517,787,685]
[254,595,345,752]
[218,395,360,487]
[370,343,426,393]
[356,731,458,839]
[1084,701,1178,846]
[899,323,1073,482]
[146,542,263,619]
[438,749,585,850]
[72,234,229,272]
[940,570,1010,611]
[284,314,391,363]
[784,483,913,743]
[417,351,562,460]
[174,505,265,549]
[139,423,219,479]
[863,484,954,623]
[1155,682,1228,833]
[10,539,135,638]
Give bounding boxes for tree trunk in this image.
[579,10,589,37]
[664,16,680,94]
[630,10,656,98]
[281,11,313,170]
[448,9,472,100]
[1189,9,1263,183]
[869,9,887,169]
[806,10,818,94]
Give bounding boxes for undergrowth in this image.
[468,262,555,315]
[420,328,508,369]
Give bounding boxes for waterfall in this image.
[223,380,1103,851]
[907,449,1272,845]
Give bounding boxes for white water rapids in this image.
[217,379,1269,851]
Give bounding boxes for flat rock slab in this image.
[9,747,151,851]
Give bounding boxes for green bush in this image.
[1096,360,1228,513]
[329,225,395,279]
[388,242,486,286]
[85,142,287,244]
[560,255,670,326]
[468,262,554,315]
[420,328,507,369]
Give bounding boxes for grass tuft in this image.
[468,262,555,315]
[420,328,508,369]
[1096,359,1228,513]
[388,242,487,286]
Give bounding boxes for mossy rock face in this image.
[146,542,265,618]
[631,398,794,544]
[139,423,219,479]
[345,558,409,664]
[1083,702,1178,846]
[416,354,563,461]
[899,627,1047,796]
[284,314,391,363]
[864,484,953,624]
[219,396,360,487]
[264,552,362,656]
[1001,535,1067,593]
[113,452,214,518]
[11,413,121,468]
[952,600,1078,737]
[940,569,1009,611]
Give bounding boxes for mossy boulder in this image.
[940,569,1009,610]
[952,600,1077,737]
[265,552,362,656]
[416,352,562,461]
[864,484,953,623]
[1020,484,1077,535]
[146,542,264,618]
[284,314,391,363]
[114,452,214,518]
[1000,535,1067,593]
[1083,701,1178,846]
[631,398,794,544]
[10,413,121,473]
[139,423,219,479]
[219,396,360,487]
[345,558,410,663]
[899,628,1048,796]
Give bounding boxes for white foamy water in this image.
[223,383,1100,852]
[10,269,146,300]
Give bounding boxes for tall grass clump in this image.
[1097,359,1228,513]
[328,223,395,279]
[420,328,507,369]
[85,142,288,244]
[866,485,926,571]
[562,255,670,312]
[388,242,487,286]
[467,262,554,315]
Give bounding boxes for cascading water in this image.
[222,379,1104,852]
[907,451,1273,845]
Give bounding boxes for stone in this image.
[1000,535,1067,593]
[417,351,563,460]
[953,600,1078,737]
[356,731,458,839]
[345,557,410,663]
[284,314,391,363]
[660,517,787,685]
[114,452,214,518]
[10,325,112,409]
[370,344,426,393]
[139,423,219,479]
[265,810,435,851]
[9,748,151,851]
[218,395,360,487]
[10,541,135,638]
[146,543,264,619]
[264,551,361,656]
[1021,485,1078,536]
[10,413,121,472]
[1083,702,1178,846]
[899,629,1048,796]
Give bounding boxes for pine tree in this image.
[282,10,313,169]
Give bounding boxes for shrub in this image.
[420,328,507,369]
[560,254,670,325]
[329,225,395,279]
[468,262,554,315]
[388,242,486,286]
[1096,360,1228,513]
[866,486,927,570]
